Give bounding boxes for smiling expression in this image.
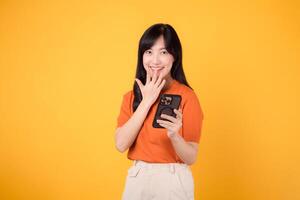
[143,35,174,80]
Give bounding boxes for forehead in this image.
[151,36,166,49]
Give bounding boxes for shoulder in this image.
[176,81,199,100]
[123,90,133,98]
[122,90,134,103]
[176,81,204,116]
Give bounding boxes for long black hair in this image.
[133,23,192,112]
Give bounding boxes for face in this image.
[143,35,174,79]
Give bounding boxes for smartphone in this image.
[152,94,182,128]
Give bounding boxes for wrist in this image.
[169,132,181,141]
[139,100,151,110]
[140,99,152,109]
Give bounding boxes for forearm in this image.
[169,133,198,165]
[115,100,152,153]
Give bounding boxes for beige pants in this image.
[121,160,194,200]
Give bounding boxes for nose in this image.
[152,53,161,65]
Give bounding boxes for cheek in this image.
[143,55,150,64]
[143,58,150,67]
[164,59,173,70]
[161,65,172,76]
[142,58,149,69]
[163,56,174,66]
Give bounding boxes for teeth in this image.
[150,66,163,69]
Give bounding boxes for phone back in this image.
[152,94,182,128]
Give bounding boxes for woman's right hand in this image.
[135,69,166,107]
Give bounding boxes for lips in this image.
[150,66,164,70]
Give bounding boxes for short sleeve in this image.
[182,92,204,143]
[116,91,133,128]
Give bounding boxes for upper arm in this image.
[182,91,204,143]
[116,91,133,128]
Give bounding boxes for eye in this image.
[145,50,152,54]
[161,50,168,54]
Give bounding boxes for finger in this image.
[154,71,163,87]
[174,109,183,119]
[157,121,172,129]
[152,70,158,84]
[174,108,182,116]
[145,68,150,84]
[135,78,144,90]
[157,79,166,90]
[160,114,177,123]
[157,119,174,127]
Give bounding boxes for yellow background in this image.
[0,0,299,199]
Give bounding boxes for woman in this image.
[115,23,204,200]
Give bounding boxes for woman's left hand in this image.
[157,108,183,138]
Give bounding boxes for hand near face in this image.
[156,108,183,138]
[135,69,166,107]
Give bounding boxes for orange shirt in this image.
[116,79,204,163]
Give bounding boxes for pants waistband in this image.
[133,160,188,173]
